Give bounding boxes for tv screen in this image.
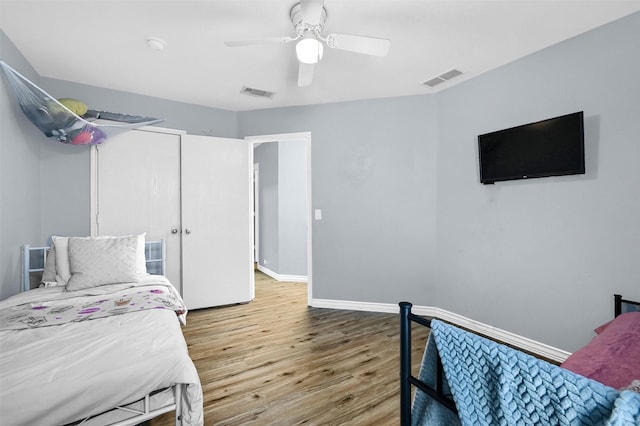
[478,112,585,184]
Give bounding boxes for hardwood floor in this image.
[151,272,429,425]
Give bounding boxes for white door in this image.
[94,128,183,292]
[181,135,254,309]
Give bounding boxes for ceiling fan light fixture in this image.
[296,38,323,64]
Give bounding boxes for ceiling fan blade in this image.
[224,36,297,47]
[298,62,315,87]
[325,33,391,57]
[300,0,324,26]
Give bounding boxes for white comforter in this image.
[0,276,203,425]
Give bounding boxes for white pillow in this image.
[51,234,147,288]
[51,236,71,286]
[66,235,142,291]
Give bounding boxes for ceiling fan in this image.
[224,0,391,87]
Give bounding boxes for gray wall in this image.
[239,95,440,305]
[0,31,44,298]
[431,12,640,350]
[278,140,307,276]
[254,142,279,271]
[254,141,308,276]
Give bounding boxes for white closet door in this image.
[181,135,254,309]
[95,129,183,292]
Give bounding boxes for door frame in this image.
[246,132,313,306]
[253,162,260,270]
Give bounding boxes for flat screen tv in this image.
[478,111,585,184]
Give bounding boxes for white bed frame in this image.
[74,384,184,426]
[20,239,187,426]
[72,384,184,426]
[22,239,167,292]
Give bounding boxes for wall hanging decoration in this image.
[0,60,164,145]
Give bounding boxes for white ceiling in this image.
[1,1,639,112]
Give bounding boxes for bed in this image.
[0,235,203,426]
[399,295,640,425]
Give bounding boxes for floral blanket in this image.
[0,284,186,331]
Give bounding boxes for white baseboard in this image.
[257,265,307,283]
[310,298,571,363]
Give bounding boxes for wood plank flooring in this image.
[151,272,429,425]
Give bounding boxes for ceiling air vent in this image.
[240,86,276,99]
[421,69,463,88]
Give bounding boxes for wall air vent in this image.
[240,86,276,99]
[421,69,463,88]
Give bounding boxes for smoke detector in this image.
[146,37,166,51]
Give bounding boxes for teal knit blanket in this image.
[413,319,640,425]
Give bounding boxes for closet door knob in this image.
[171,228,179,234]
[185,228,191,235]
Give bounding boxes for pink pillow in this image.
[594,319,613,334]
[561,312,640,390]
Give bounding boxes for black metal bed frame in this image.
[399,302,457,426]
[614,293,640,317]
[399,294,638,426]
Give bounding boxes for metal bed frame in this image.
[614,293,640,317]
[71,385,184,426]
[20,240,189,426]
[22,239,166,292]
[399,303,456,426]
[399,294,639,426]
